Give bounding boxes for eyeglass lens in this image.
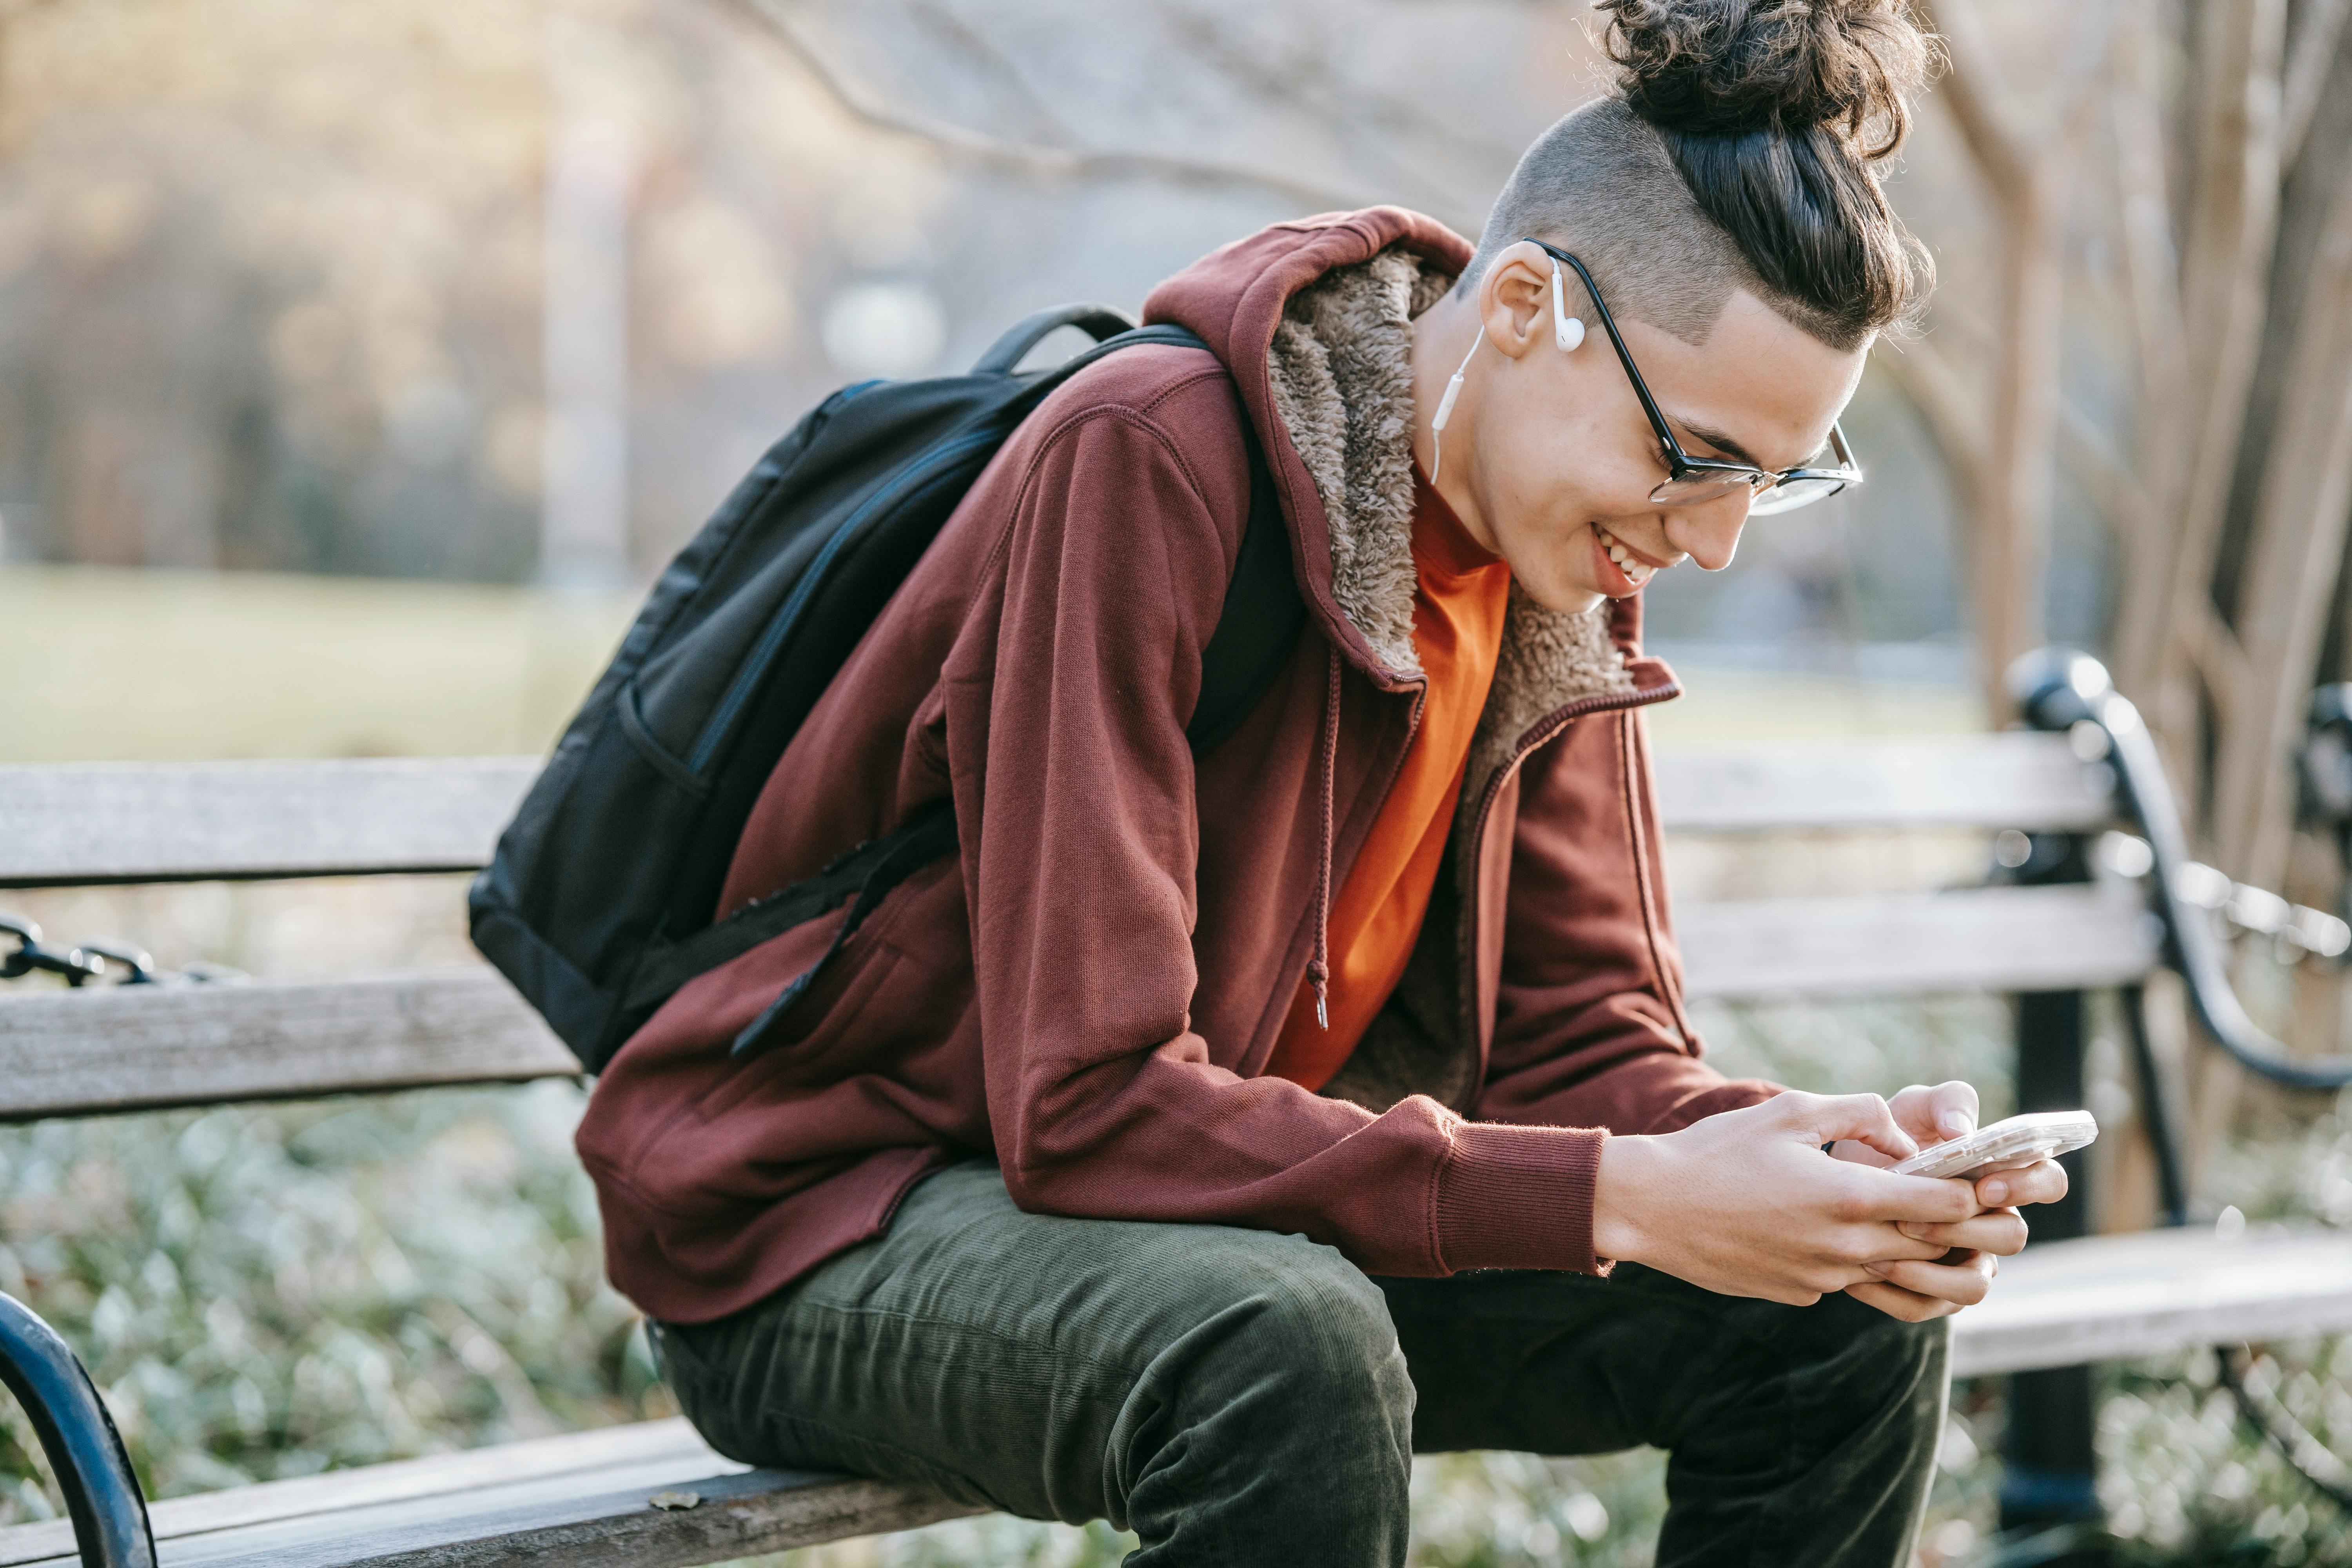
[1746,475,1847,515]
[1646,472,1760,507]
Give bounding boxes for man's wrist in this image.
[1593,1134,1659,1266]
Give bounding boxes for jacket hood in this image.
[1143,207,1651,821]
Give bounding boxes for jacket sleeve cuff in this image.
[1432,1120,1609,1276]
[1640,1078,1783,1135]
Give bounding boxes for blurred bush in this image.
[0,1082,667,1515]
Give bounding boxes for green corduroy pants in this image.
[652,1160,1948,1567]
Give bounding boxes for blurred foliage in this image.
[2103,1339,2352,1568]
[0,1082,669,1517]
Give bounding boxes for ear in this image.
[1477,241,1553,361]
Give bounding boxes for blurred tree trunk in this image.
[1890,0,2110,724]
[1907,0,2352,902]
[1896,0,2352,1207]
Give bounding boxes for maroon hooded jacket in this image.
[576,208,1779,1325]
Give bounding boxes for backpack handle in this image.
[971,304,1140,376]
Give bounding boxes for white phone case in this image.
[1886,1110,2098,1180]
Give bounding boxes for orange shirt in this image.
[1264,467,1512,1090]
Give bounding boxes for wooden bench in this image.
[2,662,2347,1564]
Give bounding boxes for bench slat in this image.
[0,884,2160,1116]
[1653,732,2115,834]
[1678,883,2159,1000]
[0,735,2116,888]
[0,1416,974,1568]
[1950,1224,2352,1378]
[0,759,537,887]
[0,1417,718,1564]
[0,970,575,1120]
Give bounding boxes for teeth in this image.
[1597,524,1657,586]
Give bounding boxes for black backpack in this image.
[469,304,1305,1072]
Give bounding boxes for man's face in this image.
[1443,247,1867,615]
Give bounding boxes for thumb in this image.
[1783,1092,1920,1162]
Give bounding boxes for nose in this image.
[1663,492,1750,571]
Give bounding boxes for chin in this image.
[1516,574,1609,617]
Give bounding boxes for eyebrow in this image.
[1667,412,1764,470]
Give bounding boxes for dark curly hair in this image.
[1460,0,1936,351]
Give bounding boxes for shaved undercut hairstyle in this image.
[1459,0,1936,353]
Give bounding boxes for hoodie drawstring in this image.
[1307,643,1341,1029]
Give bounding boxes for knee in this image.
[1815,1296,1950,1430]
[1863,1303,1950,1387]
[1184,1241,1412,1431]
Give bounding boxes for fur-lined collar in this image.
[1263,246,1637,812]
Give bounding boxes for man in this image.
[580,5,2066,1561]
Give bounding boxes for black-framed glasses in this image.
[1523,238,1862,516]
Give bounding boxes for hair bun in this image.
[1597,0,1934,158]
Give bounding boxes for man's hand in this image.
[1592,1091,1983,1306]
[1829,1079,2070,1323]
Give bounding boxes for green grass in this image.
[0,564,633,763]
[0,564,1981,767]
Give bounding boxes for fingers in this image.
[1832,1225,1951,1269]
[1827,1163,1980,1226]
[1784,1091,1919,1162]
[1890,1081,1979,1146]
[1844,1278,1963,1323]
[1864,1249,1998,1308]
[1977,1159,2068,1209]
[1896,1209,2029,1256]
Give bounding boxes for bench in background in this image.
[1,654,2346,1565]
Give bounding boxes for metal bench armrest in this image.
[2016,650,2352,1092]
[0,1292,155,1568]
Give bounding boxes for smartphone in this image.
[1886,1110,2098,1181]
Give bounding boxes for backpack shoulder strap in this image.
[1186,425,1305,755]
[712,322,1306,1060]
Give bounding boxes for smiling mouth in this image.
[1593,523,1667,588]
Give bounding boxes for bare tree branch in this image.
[2281,0,2352,166]
[904,0,1085,146]
[2184,601,2251,729]
[1871,335,1987,486]
[2059,399,2154,544]
[2110,6,2189,470]
[1925,0,2121,192]
[726,0,1385,217]
[2113,0,2288,719]
[1915,0,2118,718]
[2210,147,2352,886]
[1150,0,1519,211]
[1919,0,2035,212]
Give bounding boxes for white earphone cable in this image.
[1429,327,1483,483]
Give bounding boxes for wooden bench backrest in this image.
[2,736,2112,888]
[0,734,2155,1121]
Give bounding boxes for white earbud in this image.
[1551,257,1585,353]
[1430,327,1483,481]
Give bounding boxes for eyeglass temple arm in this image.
[1524,238,1862,485]
[1523,240,1684,457]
